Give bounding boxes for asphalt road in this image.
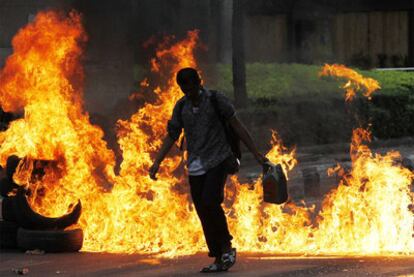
[1,250,414,276]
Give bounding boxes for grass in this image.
[203,63,414,100]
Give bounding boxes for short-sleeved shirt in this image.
[167,88,236,172]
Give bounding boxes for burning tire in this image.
[0,220,18,248]
[0,177,20,199]
[13,188,82,230]
[17,228,83,252]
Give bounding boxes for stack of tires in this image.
[0,197,18,249]
[16,227,84,253]
[0,156,83,253]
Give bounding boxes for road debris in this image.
[12,268,29,275]
[25,249,45,255]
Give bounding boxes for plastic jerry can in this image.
[262,162,288,204]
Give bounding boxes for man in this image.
[149,67,266,272]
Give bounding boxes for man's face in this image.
[178,79,200,98]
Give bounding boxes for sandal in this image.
[200,258,226,273]
[221,248,236,270]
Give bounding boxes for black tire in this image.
[13,187,82,230]
[0,220,18,248]
[0,177,19,198]
[17,228,83,252]
[1,197,16,221]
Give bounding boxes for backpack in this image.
[177,90,242,160]
[210,91,242,160]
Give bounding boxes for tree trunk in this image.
[287,0,298,63]
[409,5,414,66]
[232,0,248,108]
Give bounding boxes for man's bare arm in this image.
[149,135,176,180]
[228,115,267,165]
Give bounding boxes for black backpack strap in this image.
[209,90,242,160]
[177,99,185,127]
[209,90,223,122]
[176,99,186,151]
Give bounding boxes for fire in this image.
[320,64,381,101]
[112,29,204,255]
[226,64,413,255]
[265,130,297,176]
[225,125,414,255]
[0,11,412,257]
[314,65,413,254]
[0,11,203,256]
[0,11,115,215]
[313,128,414,254]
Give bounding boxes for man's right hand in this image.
[149,162,160,180]
[254,152,269,166]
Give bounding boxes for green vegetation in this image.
[364,70,414,96]
[210,63,341,99]
[209,63,414,141]
[211,63,414,140]
[207,63,414,100]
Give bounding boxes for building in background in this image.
[243,0,414,68]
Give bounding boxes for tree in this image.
[232,0,248,108]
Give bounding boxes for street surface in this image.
[1,250,414,276]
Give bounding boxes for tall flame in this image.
[0,11,412,257]
[314,128,414,254]
[109,30,205,255]
[0,11,115,218]
[314,64,413,254]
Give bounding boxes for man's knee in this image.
[199,198,222,212]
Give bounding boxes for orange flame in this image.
[265,130,297,176]
[320,64,381,101]
[316,65,414,254]
[226,66,413,255]
[226,126,414,255]
[111,30,204,255]
[315,128,414,254]
[0,11,116,217]
[0,11,412,257]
